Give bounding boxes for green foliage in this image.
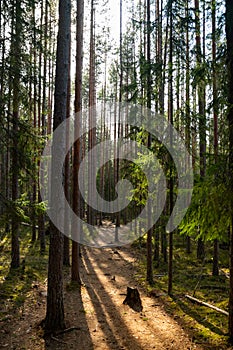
[179,159,230,242]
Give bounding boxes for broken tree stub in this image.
[123,286,143,312]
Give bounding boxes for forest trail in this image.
[70,245,203,350]
[1,244,205,350]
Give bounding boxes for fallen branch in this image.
[51,336,67,344]
[55,326,82,336]
[185,294,229,316]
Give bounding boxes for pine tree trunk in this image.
[212,0,219,276]
[212,239,219,276]
[87,0,97,227]
[71,0,84,283]
[146,0,153,285]
[195,0,206,260]
[31,1,37,243]
[197,239,205,260]
[226,0,233,341]
[11,0,21,269]
[114,0,123,241]
[168,3,173,296]
[45,0,71,333]
[38,0,45,250]
[63,34,71,267]
[185,2,191,253]
[40,0,49,254]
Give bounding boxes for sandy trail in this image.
[0,244,204,350]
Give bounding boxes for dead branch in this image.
[51,336,67,344]
[185,294,229,316]
[55,326,82,336]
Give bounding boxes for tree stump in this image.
[123,287,143,312]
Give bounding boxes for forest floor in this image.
[1,234,231,350]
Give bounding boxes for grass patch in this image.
[0,228,49,318]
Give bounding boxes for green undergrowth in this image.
[132,235,231,348]
[0,228,49,319]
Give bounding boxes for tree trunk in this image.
[63,32,71,267]
[87,0,97,227]
[146,0,153,285]
[45,0,71,333]
[212,239,219,276]
[40,0,49,254]
[226,0,233,342]
[37,0,44,249]
[11,0,21,269]
[115,0,123,241]
[194,0,206,260]
[212,0,219,276]
[197,239,205,261]
[71,0,84,283]
[185,0,191,255]
[168,2,174,296]
[31,1,37,243]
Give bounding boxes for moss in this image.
[132,237,230,348]
[0,227,49,314]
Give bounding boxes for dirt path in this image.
[73,246,202,350]
[1,245,205,350]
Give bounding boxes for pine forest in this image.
[0,0,233,349]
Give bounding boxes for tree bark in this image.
[226,0,233,342]
[212,0,219,276]
[146,0,153,285]
[194,0,206,261]
[71,0,84,283]
[63,32,71,267]
[168,1,173,296]
[87,0,97,227]
[45,0,71,333]
[11,0,21,269]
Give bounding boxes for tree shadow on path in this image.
[81,246,144,350]
[44,273,94,350]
